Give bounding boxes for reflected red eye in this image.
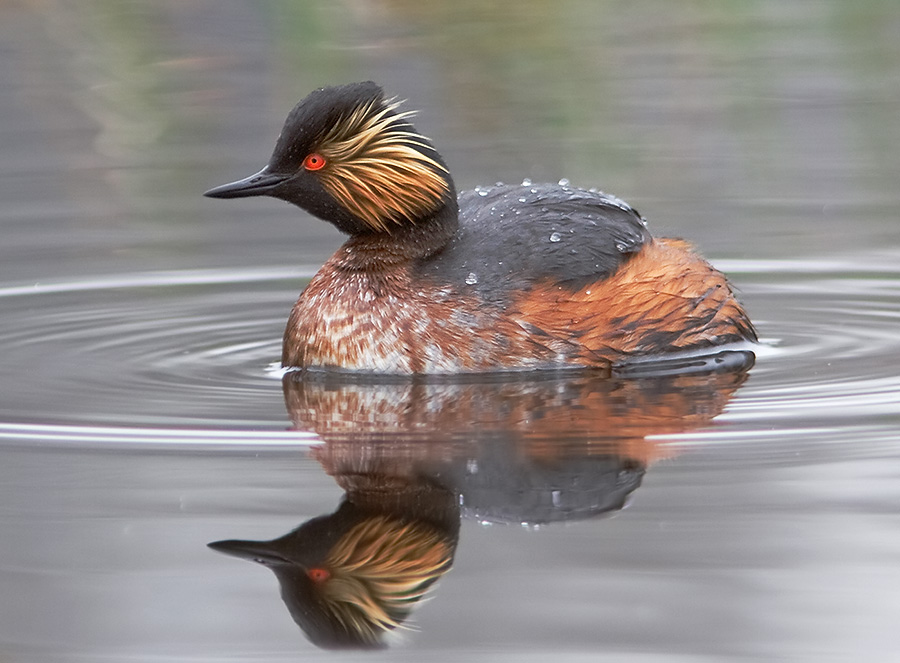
[307,567,331,583]
[303,153,326,171]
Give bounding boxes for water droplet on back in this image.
[521,177,532,186]
[558,178,570,187]
[549,232,562,243]
[465,272,478,285]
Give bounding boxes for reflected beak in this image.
[203,167,289,199]
[208,538,288,565]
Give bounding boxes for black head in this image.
[208,500,455,649]
[204,82,455,235]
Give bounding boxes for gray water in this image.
[2,2,899,661]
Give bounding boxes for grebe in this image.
[205,81,755,374]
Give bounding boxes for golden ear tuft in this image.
[315,99,450,232]
[316,515,453,642]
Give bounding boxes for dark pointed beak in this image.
[208,538,288,565]
[203,167,289,199]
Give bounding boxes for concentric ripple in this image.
[1,254,898,447]
[716,253,900,430]
[0,268,316,434]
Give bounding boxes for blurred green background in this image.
[3,0,899,286]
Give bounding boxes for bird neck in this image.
[334,197,459,271]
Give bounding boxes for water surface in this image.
[1,2,899,661]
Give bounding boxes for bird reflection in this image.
[210,350,753,648]
[209,482,458,649]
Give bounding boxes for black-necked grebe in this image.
[205,81,755,374]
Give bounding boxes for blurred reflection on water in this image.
[210,366,748,649]
[1,1,899,661]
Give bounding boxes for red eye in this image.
[307,567,331,583]
[303,153,326,171]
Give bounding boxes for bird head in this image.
[209,503,455,649]
[204,81,455,235]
